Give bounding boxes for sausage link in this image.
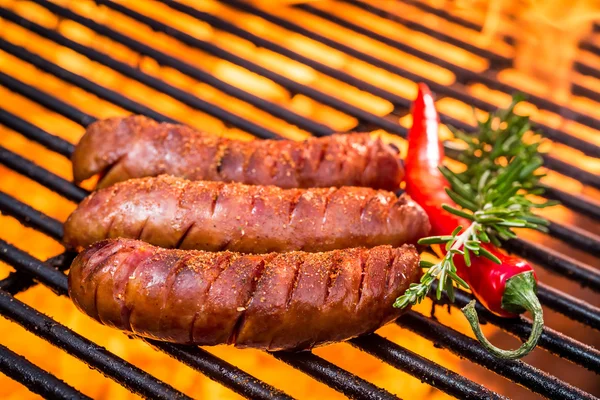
[68,238,420,350]
[63,175,430,253]
[71,116,403,190]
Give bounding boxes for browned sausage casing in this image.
[69,238,420,350]
[63,175,430,253]
[72,116,404,190]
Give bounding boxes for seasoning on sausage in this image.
[68,238,420,350]
[63,175,430,253]
[71,116,404,190]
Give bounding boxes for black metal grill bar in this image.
[272,351,399,400]
[27,1,334,138]
[538,283,600,330]
[0,343,91,400]
[87,0,409,138]
[572,81,600,106]
[0,192,63,241]
[541,155,600,190]
[0,39,175,125]
[0,240,68,297]
[158,0,600,193]
[431,286,600,372]
[0,253,75,296]
[0,71,96,127]
[0,241,297,400]
[349,334,506,399]
[546,220,600,257]
[294,1,600,145]
[225,0,600,158]
[504,238,600,291]
[580,41,600,61]
[398,312,596,400]
[542,185,600,221]
[0,146,88,203]
[0,108,74,158]
[0,7,279,140]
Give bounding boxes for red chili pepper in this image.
[405,83,543,359]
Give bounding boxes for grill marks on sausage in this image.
[321,187,339,227]
[360,139,373,184]
[174,222,195,250]
[210,184,222,219]
[356,250,367,310]
[285,256,303,310]
[161,253,193,312]
[189,252,232,343]
[384,250,396,294]
[72,116,404,190]
[288,191,303,226]
[136,217,150,241]
[213,143,228,175]
[315,141,328,173]
[324,253,342,304]
[118,248,154,332]
[228,258,269,345]
[173,180,193,249]
[99,152,127,184]
[100,186,120,239]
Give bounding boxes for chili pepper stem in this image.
[461,271,543,360]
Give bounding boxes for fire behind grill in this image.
[0,0,598,399]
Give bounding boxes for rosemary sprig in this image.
[394,95,557,309]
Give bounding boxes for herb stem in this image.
[450,223,477,253]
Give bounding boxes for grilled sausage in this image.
[63,175,430,253]
[72,116,403,190]
[68,238,420,350]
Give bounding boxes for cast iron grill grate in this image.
[0,1,598,399]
